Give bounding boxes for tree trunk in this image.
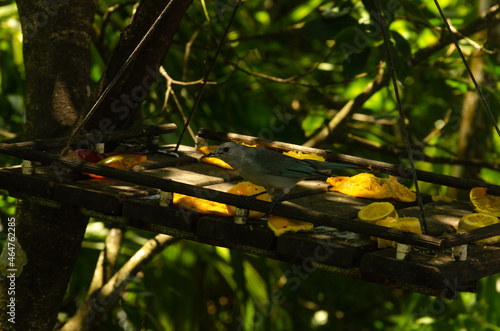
[87,0,194,133]
[0,1,96,330]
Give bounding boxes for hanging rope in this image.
[174,1,242,152]
[375,0,429,235]
[433,0,500,140]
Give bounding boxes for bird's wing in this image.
[248,151,318,178]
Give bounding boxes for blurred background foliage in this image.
[1,0,500,330]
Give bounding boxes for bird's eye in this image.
[223,147,229,152]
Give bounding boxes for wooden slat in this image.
[0,167,55,199]
[196,216,276,250]
[359,245,500,298]
[122,197,197,232]
[54,178,159,215]
[395,201,473,236]
[7,124,177,150]
[277,226,377,268]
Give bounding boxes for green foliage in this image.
[1,0,500,330]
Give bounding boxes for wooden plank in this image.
[53,178,159,215]
[145,162,240,187]
[0,167,55,199]
[196,216,276,250]
[6,123,177,150]
[288,191,377,219]
[123,197,197,232]
[277,226,377,268]
[395,201,474,236]
[138,145,200,170]
[359,245,500,297]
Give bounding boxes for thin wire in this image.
[61,0,179,156]
[434,0,500,139]
[174,1,242,152]
[375,0,428,235]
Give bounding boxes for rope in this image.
[433,0,500,139]
[375,0,429,235]
[174,1,242,151]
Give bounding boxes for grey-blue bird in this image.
[207,142,356,203]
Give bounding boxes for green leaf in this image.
[391,30,412,60]
[301,14,358,40]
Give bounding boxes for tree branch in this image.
[59,234,178,331]
[306,4,500,147]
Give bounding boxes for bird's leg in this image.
[243,190,269,202]
[266,192,286,214]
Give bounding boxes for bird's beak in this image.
[206,151,218,158]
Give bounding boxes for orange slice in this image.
[173,193,229,216]
[327,173,416,202]
[358,202,398,224]
[173,182,270,219]
[457,213,500,245]
[283,151,325,162]
[470,187,500,217]
[372,217,422,248]
[267,215,314,237]
[198,145,233,170]
[226,181,271,219]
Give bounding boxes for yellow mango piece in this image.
[267,215,314,237]
[282,151,325,162]
[372,217,422,248]
[457,213,500,245]
[173,193,230,216]
[226,181,271,219]
[327,173,416,202]
[470,187,500,217]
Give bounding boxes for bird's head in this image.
[207,142,244,162]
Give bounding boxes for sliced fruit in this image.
[372,217,422,248]
[457,213,500,245]
[327,173,416,202]
[198,145,217,156]
[226,181,271,219]
[283,151,325,162]
[198,145,233,170]
[358,202,398,224]
[173,182,270,219]
[470,187,500,217]
[267,215,314,237]
[173,193,229,216]
[65,149,103,163]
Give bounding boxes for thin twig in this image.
[375,0,428,235]
[175,0,242,151]
[433,0,500,141]
[59,234,178,331]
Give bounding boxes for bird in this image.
[207,142,357,207]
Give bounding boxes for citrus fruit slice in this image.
[267,215,314,237]
[358,202,398,224]
[282,151,325,162]
[226,181,271,219]
[327,173,416,202]
[470,187,500,217]
[372,217,422,248]
[457,213,500,245]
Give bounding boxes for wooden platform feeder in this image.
[1,126,500,299]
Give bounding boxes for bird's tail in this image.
[306,159,358,176]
